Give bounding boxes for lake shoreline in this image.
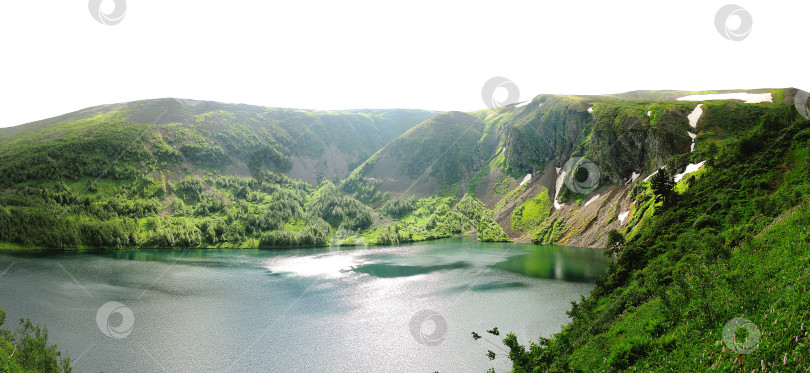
[0,235,603,253]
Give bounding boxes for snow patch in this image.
[688,132,697,152]
[677,93,773,104]
[515,100,531,108]
[618,211,630,224]
[553,171,566,210]
[673,161,706,183]
[519,174,532,186]
[642,165,666,182]
[584,194,600,207]
[687,104,703,129]
[686,104,704,152]
[626,172,640,185]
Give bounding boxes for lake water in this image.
[0,238,610,372]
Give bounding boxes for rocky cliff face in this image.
[339,89,786,249]
[468,90,783,248]
[501,95,694,184]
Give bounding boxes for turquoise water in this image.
[0,238,610,372]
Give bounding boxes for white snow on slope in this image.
[628,172,640,185]
[673,161,706,183]
[688,131,697,152]
[618,211,629,224]
[519,174,532,186]
[553,171,566,210]
[678,93,773,104]
[687,104,703,128]
[642,165,665,182]
[584,194,600,207]
[686,104,703,152]
[515,100,531,108]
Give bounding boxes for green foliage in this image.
[179,143,229,167]
[258,217,329,248]
[605,229,625,256]
[380,197,416,219]
[456,194,510,242]
[345,111,494,196]
[0,306,72,372]
[509,190,550,231]
[307,181,372,231]
[650,168,675,211]
[530,215,566,245]
[365,196,464,244]
[488,98,810,372]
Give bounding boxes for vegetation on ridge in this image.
[476,91,810,372]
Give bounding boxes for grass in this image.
[510,187,550,231]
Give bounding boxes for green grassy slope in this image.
[476,89,810,372]
[342,89,795,251]
[0,99,434,250]
[343,111,491,198]
[0,98,435,185]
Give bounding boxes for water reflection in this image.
[491,245,611,282]
[353,261,472,278]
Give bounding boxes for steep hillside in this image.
[346,88,790,249]
[343,111,493,197]
[1,89,800,252]
[0,99,436,250]
[480,88,810,372]
[0,98,435,185]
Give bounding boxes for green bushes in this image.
[531,216,566,244]
[259,218,329,248]
[608,337,649,370]
[176,177,205,201]
[307,181,373,231]
[510,191,550,231]
[456,194,510,242]
[487,98,810,372]
[381,197,416,219]
[0,306,72,372]
[179,143,230,167]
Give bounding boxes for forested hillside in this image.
[0,90,805,254]
[0,99,436,249]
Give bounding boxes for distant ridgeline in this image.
[0,90,806,252]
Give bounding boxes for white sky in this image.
[0,0,807,128]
